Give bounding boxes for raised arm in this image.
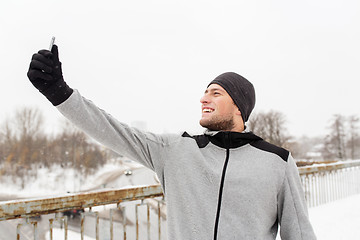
[27,45,168,175]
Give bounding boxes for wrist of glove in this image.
[40,77,73,106]
[27,45,73,106]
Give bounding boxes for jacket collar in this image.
[207,131,262,149]
[182,130,262,149]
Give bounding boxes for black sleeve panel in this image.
[250,140,289,162]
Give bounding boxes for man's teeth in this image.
[203,108,213,113]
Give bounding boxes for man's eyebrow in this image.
[204,88,225,94]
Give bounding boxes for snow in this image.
[0,159,152,199]
[309,194,360,240]
[1,162,360,239]
[45,229,95,240]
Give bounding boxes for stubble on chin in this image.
[199,117,235,131]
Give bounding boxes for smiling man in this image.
[200,85,242,132]
[200,72,255,132]
[27,45,316,240]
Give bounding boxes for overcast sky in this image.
[1,0,360,138]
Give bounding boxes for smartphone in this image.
[49,36,56,51]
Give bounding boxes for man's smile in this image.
[202,107,214,113]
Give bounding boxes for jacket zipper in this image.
[213,132,231,240]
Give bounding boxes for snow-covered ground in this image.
[309,194,360,240]
[45,229,95,240]
[1,161,360,239]
[0,159,157,199]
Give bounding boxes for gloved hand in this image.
[27,45,73,106]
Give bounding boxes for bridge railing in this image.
[1,160,360,239]
[299,159,360,208]
[0,185,165,240]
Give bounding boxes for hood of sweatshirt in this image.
[182,130,262,149]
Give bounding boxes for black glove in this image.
[27,45,73,106]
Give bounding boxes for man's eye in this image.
[214,92,220,95]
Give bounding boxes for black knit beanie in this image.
[208,72,255,123]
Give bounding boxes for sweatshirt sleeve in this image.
[56,89,170,175]
[277,155,317,240]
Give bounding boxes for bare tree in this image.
[248,110,291,147]
[0,107,45,185]
[14,107,44,141]
[322,114,347,160]
[0,121,14,165]
[347,115,360,160]
[15,107,45,168]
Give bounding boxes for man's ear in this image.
[235,108,242,116]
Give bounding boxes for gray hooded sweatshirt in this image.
[57,90,316,240]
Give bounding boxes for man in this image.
[27,45,316,239]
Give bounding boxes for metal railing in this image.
[1,160,360,239]
[299,159,360,208]
[0,185,165,240]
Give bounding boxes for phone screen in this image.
[49,36,56,51]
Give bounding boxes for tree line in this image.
[0,107,113,187]
[1,107,359,185]
[248,111,360,162]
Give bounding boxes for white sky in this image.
[1,0,360,137]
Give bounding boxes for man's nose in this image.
[200,94,209,104]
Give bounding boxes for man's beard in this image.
[200,116,235,131]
